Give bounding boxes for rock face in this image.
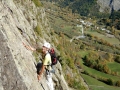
[0,0,70,90]
[97,0,120,12]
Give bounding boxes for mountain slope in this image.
[44,0,120,17]
[0,0,75,90]
[41,1,120,90]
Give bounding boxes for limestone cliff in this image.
[0,0,70,90]
[97,0,120,13]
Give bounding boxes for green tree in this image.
[103,65,111,74]
[116,80,120,87]
[83,55,89,66]
[107,78,114,85]
[115,55,120,63]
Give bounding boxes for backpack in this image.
[49,48,57,66]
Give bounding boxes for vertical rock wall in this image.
[0,0,70,90]
[0,0,43,90]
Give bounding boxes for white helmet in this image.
[43,42,51,49]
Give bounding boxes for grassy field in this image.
[82,64,120,81]
[51,17,80,37]
[79,50,120,90]
[85,30,120,45]
[79,50,90,57]
[82,74,120,90]
[79,51,120,80]
[108,62,120,75]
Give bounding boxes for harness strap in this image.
[45,68,50,75]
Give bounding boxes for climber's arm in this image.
[22,42,36,51]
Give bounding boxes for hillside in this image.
[0,0,88,90]
[41,1,120,90]
[42,0,120,30]
[43,0,120,17]
[0,0,120,90]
